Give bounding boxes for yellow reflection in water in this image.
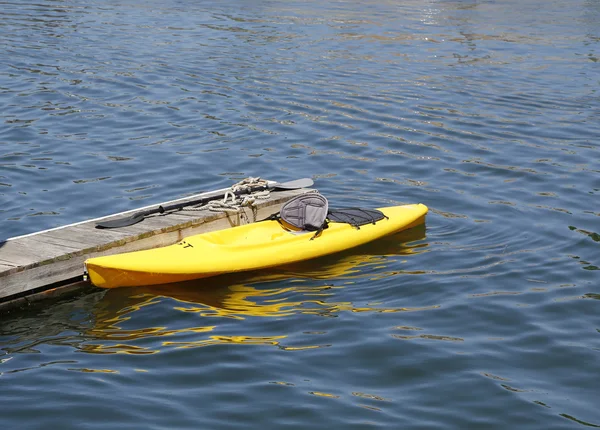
[309,391,340,399]
[78,343,158,355]
[143,225,427,319]
[164,334,287,349]
[81,227,428,355]
[68,368,119,374]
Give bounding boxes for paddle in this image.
[95,178,314,229]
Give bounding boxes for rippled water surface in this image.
[1,0,599,428]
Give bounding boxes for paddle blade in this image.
[96,212,147,229]
[271,178,314,190]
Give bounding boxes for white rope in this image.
[179,177,271,221]
[231,177,269,193]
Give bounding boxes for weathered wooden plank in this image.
[43,222,131,246]
[115,212,218,237]
[0,246,38,267]
[0,238,78,267]
[0,257,86,299]
[0,186,308,304]
[27,231,103,251]
[0,262,17,273]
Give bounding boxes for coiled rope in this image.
[180,177,271,222]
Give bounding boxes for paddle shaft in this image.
[150,184,272,215]
[95,179,313,229]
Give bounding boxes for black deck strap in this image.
[327,207,388,229]
[261,212,281,222]
[309,221,329,240]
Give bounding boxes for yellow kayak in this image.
[85,203,428,288]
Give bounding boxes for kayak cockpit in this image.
[190,220,295,247]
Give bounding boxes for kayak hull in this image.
[85,204,428,288]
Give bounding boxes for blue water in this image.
[1,0,599,428]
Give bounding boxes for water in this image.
[1,0,599,428]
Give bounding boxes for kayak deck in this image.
[85,204,428,288]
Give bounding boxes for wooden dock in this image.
[0,183,308,310]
